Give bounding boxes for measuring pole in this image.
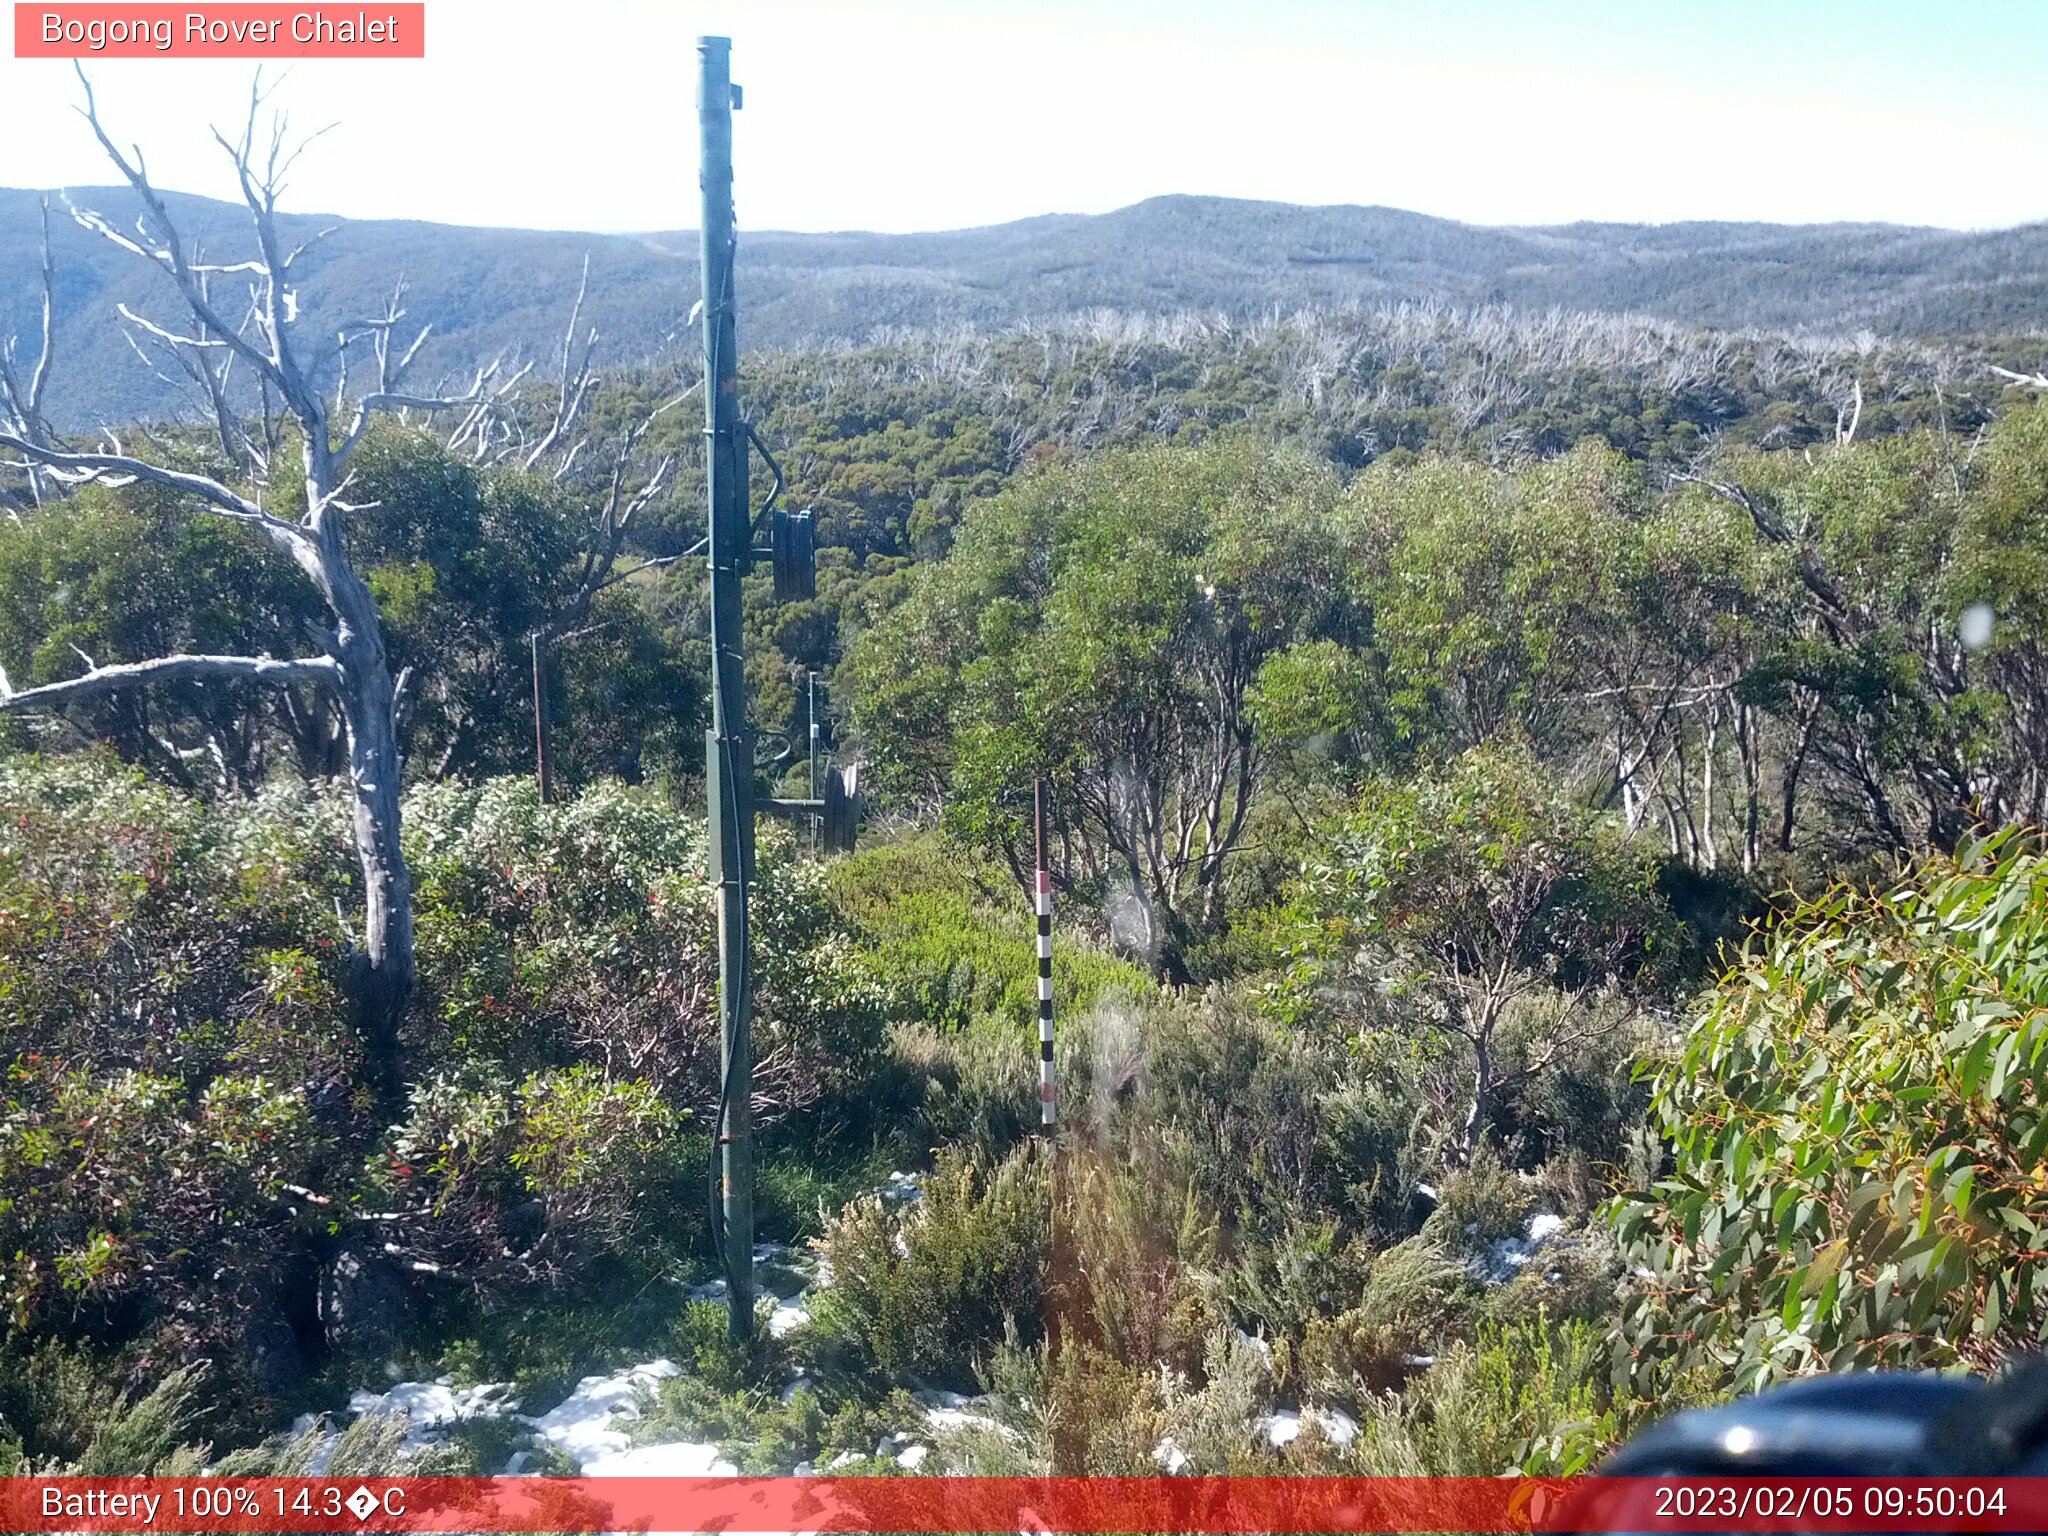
[808,673,821,800]
[1035,778,1055,1134]
[699,33,755,1341]
[807,672,822,855]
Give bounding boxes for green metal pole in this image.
[699,33,754,1342]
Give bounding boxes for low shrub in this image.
[810,1144,1050,1391]
[1052,1145,1223,1376]
[367,1063,684,1287]
[1352,1317,1614,1475]
[1296,1237,1477,1403]
[0,1348,211,1475]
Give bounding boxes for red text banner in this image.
[4,1476,2048,1533]
[14,4,424,57]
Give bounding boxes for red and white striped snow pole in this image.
[1034,777,1054,1134]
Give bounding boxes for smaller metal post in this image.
[530,632,553,804]
[807,672,822,855]
[1034,777,1054,1134]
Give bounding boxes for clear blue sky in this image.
[3,0,2043,232]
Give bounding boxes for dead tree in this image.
[0,73,493,1111]
[0,198,57,510]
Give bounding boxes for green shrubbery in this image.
[828,834,1150,1032]
[1616,829,2048,1394]
[0,755,882,1445]
[1352,1318,1617,1475]
[15,406,2048,1476]
[812,1145,1052,1390]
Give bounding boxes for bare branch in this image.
[536,391,681,641]
[68,69,308,415]
[116,304,229,352]
[27,198,55,424]
[522,253,597,472]
[0,431,310,556]
[0,652,342,712]
[334,366,498,469]
[281,222,341,272]
[185,257,270,276]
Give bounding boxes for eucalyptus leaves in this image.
[1614,830,2048,1394]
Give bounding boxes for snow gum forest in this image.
[5,85,2048,1481]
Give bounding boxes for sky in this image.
[2,0,2045,235]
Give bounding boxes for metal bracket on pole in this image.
[762,762,858,853]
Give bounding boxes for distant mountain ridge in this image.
[5,187,2047,428]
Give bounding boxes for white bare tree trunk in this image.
[0,72,496,1109]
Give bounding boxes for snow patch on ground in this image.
[1472,1210,1570,1286]
[325,1167,944,1480]
[914,1388,1013,1441]
[768,1299,812,1337]
[346,1377,519,1451]
[1258,1406,1359,1450]
[686,1236,820,1340]
[526,1359,682,1470]
[286,1413,341,1474]
[881,1170,924,1202]
[339,1357,736,1477]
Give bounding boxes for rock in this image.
[239,1304,311,1405]
[322,1246,411,1359]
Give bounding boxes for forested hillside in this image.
[7,118,2048,1483]
[8,182,2048,426]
